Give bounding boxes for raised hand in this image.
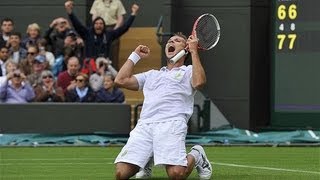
[131,4,139,16]
[65,0,74,14]
[187,34,199,54]
[134,45,150,59]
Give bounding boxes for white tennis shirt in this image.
[134,65,196,123]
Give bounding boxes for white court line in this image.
[212,162,320,175]
[1,158,319,175]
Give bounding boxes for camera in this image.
[99,62,105,68]
[13,73,21,78]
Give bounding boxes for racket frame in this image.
[169,13,220,64]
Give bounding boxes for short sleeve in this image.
[116,0,126,16]
[90,0,99,15]
[133,70,153,90]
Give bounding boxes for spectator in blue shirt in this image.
[95,73,125,103]
[0,69,35,103]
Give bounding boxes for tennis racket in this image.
[170,13,221,64]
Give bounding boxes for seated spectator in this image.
[0,69,35,103]
[8,32,27,63]
[52,46,75,77]
[19,45,39,76]
[34,70,64,102]
[27,54,47,87]
[95,73,125,103]
[89,57,117,91]
[21,23,41,49]
[37,38,55,68]
[0,46,9,76]
[0,60,18,86]
[53,31,85,76]
[0,17,14,48]
[57,56,80,93]
[65,73,96,102]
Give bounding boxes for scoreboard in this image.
[272,0,320,128]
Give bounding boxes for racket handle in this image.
[169,49,187,64]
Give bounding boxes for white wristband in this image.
[128,52,141,65]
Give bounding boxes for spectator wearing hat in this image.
[64,30,85,63]
[65,73,96,102]
[21,23,42,49]
[34,70,64,102]
[95,73,125,103]
[0,69,35,103]
[27,54,46,87]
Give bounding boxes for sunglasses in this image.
[75,79,84,82]
[27,52,36,55]
[42,75,53,79]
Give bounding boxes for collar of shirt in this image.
[160,65,188,72]
[76,87,89,99]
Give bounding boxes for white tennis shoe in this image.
[135,159,153,179]
[191,145,213,179]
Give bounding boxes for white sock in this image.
[188,149,202,166]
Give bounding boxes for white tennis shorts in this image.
[114,119,188,168]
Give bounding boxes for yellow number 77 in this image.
[277,34,297,50]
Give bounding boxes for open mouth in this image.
[168,45,175,53]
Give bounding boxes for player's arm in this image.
[188,35,206,90]
[115,45,150,91]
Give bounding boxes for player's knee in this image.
[167,169,186,179]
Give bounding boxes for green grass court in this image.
[0,146,319,179]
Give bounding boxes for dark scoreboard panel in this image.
[272,0,320,128]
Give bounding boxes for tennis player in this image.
[114,32,212,179]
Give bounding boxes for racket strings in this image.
[195,15,220,50]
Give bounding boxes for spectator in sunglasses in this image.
[19,45,39,76]
[33,70,64,102]
[65,73,96,102]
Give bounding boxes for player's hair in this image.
[173,32,187,42]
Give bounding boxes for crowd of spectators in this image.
[0,0,139,104]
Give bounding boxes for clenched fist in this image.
[134,45,150,59]
[65,0,74,14]
[131,4,139,16]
